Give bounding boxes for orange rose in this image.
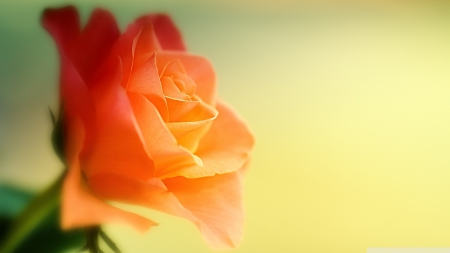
[42,6,254,249]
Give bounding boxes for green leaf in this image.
[0,185,33,217]
[49,103,66,165]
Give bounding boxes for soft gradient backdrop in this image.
[1,0,450,252]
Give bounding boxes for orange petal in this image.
[62,116,156,232]
[87,172,198,226]
[127,53,168,121]
[128,92,202,177]
[135,14,186,51]
[165,97,200,122]
[156,52,217,106]
[109,23,140,89]
[111,22,162,90]
[187,100,254,177]
[88,170,247,249]
[165,97,217,152]
[161,77,190,101]
[195,100,254,175]
[163,166,248,249]
[83,57,155,180]
[132,23,162,68]
[159,60,196,96]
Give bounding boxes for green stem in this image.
[0,173,64,253]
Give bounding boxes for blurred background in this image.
[1,0,450,252]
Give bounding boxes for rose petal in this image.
[112,22,162,91]
[165,96,216,123]
[61,63,96,158]
[128,92,203,177]
[165,97,217,152]
[161,77,190,100]
[166,100,254,179]
[127,53,168,121]
[135,14,186,51]
[156,52,217,106]
[62,116,156,232]
[194,100,254,176]
[88,167,246,249]
[42,6,80,60]
[132,23,162,68]
[109,23,140,89]
[159,60,196,96]
[163,166,247,249]
[75,8,120,83]
[87,173,198,226]
[42,7,120,83]
[83,57,155,180]
[165,98,199,122]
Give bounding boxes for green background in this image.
[1,0,450,252]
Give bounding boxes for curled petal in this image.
[127,53,168,121]
[156,52,217,106]
[112,22,162,89]
[165,97,217,152]
[170,100,254,179]
[161,77,190,100]
[128,92,202,178]
[109,23,140,89]
[195,100,254,176]
[132,23,162,68]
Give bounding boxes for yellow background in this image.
[1,0,450,252]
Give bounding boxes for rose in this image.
[42,6,254,249]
